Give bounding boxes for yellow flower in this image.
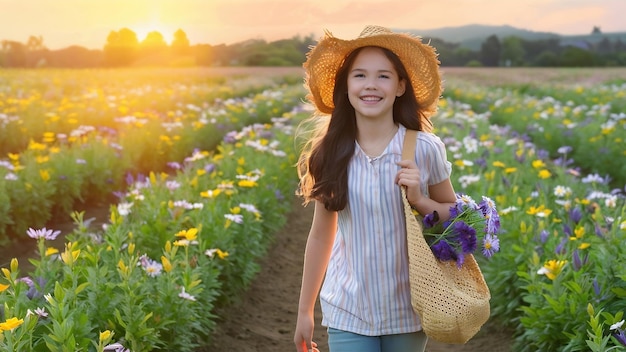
[36,155,49,164]
[0,283,9,292]
[538,169,551,179]
[200,189,221,198]
[173,240,188,247]
[175,228,198,241]
[454,159,467,168]
[28,140,47,151]
[574,226,584,239]
[161,256,172,272]
[45,247,59,256]
[492,161,506,168]
[39,169,51,181]
[238,179,257,188]
[0,317,24,332]
[578,243,591,250]
[43,132,55,143]
[117,259,129,275]
[526,205,552,217]
[532,160,546,169]
[99,330,112,342]
[484,170,495,181]
[537,259,568,280]
[159,135,172,145]
[61,243,80,266]
[216,249,229,259]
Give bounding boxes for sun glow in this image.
[133,22,175,44]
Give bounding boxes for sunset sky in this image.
[2,0,625,50]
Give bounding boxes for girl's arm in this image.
[421,178,457,220]
[396,159,456,220]
[294,200,337,352]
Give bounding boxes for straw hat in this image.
[303,25,442,117]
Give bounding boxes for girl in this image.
[294,26,457,352]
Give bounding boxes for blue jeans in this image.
[327,328,428,352]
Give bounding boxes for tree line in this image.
[1,28,625,68]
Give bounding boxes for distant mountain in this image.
[399,24,558,43]
[395,24,626,50]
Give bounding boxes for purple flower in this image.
[424,192,501,266]
[571,249,588,271]
[479,196,500,235]
[204,163,216,174]
[125,172,134,186]
[455,253,466,268]
[453,221,477,254]
[431,241,457,262]
[563,223,572,237]
[557,146,573,154]
[554,157,574,167]
[167,161,182,170]
[568,207,582,224]
[592,278,601,296]
[555,237,568,255]
[594,224,605,238]
[223,131,238,144]
[482,233,500,258]
[536,149,550,160]
[26,227,61,241]
[539,229,549,243]
[423,211,439,229]
[17,277,34,291]
[448,204,461,221]
[613,329,626,347]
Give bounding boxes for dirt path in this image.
[205,199,513,352]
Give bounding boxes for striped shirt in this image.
[320,124,452,336]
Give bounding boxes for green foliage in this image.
[0,69,305,241]
[445,79,626,187]
[436,80,626,351]
[0,112,303,350]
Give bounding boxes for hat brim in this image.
[304,28,442,116]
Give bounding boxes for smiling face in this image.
[347,46,406,122]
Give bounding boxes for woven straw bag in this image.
[402,129,491,344]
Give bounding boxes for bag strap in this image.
[402,129,418,161]
[401,129,418,210]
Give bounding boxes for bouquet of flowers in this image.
[421,193,501,267]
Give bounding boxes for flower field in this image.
[0,67,625,351]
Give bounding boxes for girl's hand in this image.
[294,313,319,352]
[396,159,422,207]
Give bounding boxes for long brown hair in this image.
[297,46,432,211]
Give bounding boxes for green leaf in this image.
[610,287,626,297]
